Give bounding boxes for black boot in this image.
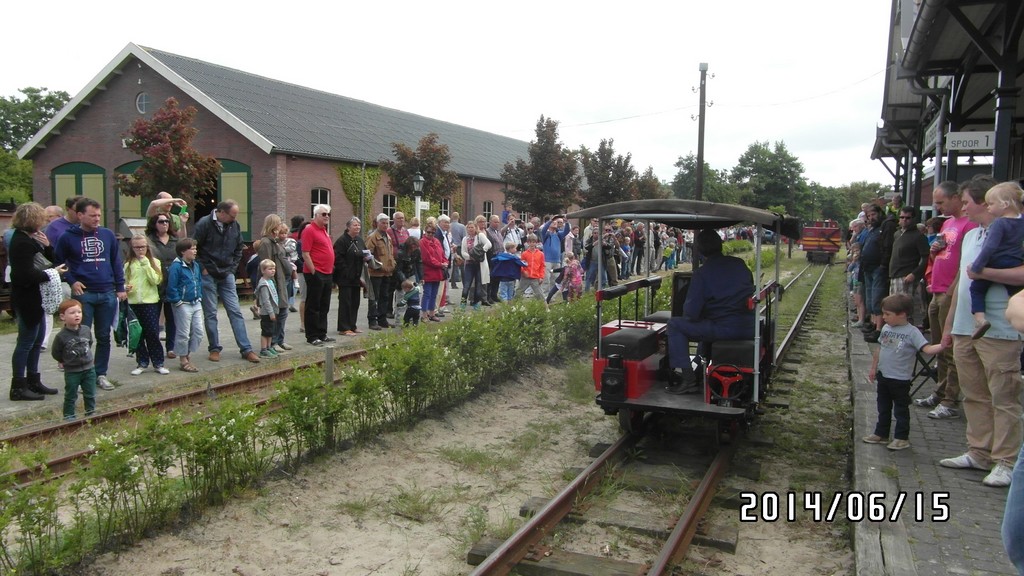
[27,373,58,395]
[10,377,44,401]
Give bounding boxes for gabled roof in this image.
[19,43,529,181]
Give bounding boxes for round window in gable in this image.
[135,92,149,114]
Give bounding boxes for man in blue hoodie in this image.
[54,198,126,392]
[540,214,571,295]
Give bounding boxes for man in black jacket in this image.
[888,206,929,325]
[193,200,260,363]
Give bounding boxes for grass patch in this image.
[336,495,380,521]
[388,482,451,523]
[565,362,597,404]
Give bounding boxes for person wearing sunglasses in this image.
[146,191,190,237]
[192,200,260,363]
[300,205,335,346]
[146,214,178,358]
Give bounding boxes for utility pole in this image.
[695,63,709,201]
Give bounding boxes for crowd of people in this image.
[5,199,700,413]
[845,177,1024,573]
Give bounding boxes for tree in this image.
[500,116,581,216]
[0,87,70,152]
[578,139,637,207]
[730,141,808,214]
[633,167,667,200]
[115,97,221,206]
[0,151,32,203]
[379,133,461,202]
[671,153,739,204]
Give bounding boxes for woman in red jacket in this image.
[419,217,448,322]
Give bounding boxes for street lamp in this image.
[412,171,425,222]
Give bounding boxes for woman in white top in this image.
[459,221,491,311]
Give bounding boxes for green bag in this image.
[115,301,143,355]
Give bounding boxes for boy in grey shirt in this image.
[51,299,96,420]
[864,293,946,450]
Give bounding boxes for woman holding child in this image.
[256,215,292,352]
[9,202,66,400]
[459,221,491,311]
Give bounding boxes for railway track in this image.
[2,347,367,484]
[466,265,830,576]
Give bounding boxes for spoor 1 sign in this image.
[945,131,994,151]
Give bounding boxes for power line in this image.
[507,68,886,132]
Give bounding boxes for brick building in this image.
[18,43,528,239]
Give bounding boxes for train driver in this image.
[666,228,755,394]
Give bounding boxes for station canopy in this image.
[567,199,801,240]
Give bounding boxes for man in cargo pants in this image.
[666,229,754,394]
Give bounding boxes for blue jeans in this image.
[462,263,483,304]
[201,273,252,355]
[1003,442,1024,575]
[585,261,607,292]
[272,306,288,346]
[75,291,117,377]
[864,266,886,316]
[13,313,46,378]
[172,301,205,358]
[499,280,516,302]
[667,317,754,380]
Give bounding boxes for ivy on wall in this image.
[336,163,381,228]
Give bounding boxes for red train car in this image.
[799,220,841,263]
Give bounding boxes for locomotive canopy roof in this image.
[567,199,801,240]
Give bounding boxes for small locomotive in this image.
[566,200,800,432]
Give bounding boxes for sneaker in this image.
[155,366,170,375]
[130,366,146,376]
[913,393,940,408]
[209,350,221,362]
[272,344,287,353]
[850,320,864,329]
[887,439,911,451]
[983,464,1013,487]
[928,405,960,419]
[278,342,293,350]
[322,336,337,342]
[289,306,298,313]
[97,376,115,391]
[259,349,276,358]
[939,453,988,470]
[309,339,325,346]
[862,434,887,444]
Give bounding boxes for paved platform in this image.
[850,324,1018,576]
[0,294,426,429]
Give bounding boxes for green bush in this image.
[723,239,752,256]
[0,294,604,573]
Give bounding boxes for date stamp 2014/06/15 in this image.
[738,491,950,523]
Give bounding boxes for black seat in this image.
[644,310,672,323]
[707,340,758,369]
[600,328,658,360]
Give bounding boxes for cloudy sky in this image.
[5,0,894,188]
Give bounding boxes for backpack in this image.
[114,301,143,355]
